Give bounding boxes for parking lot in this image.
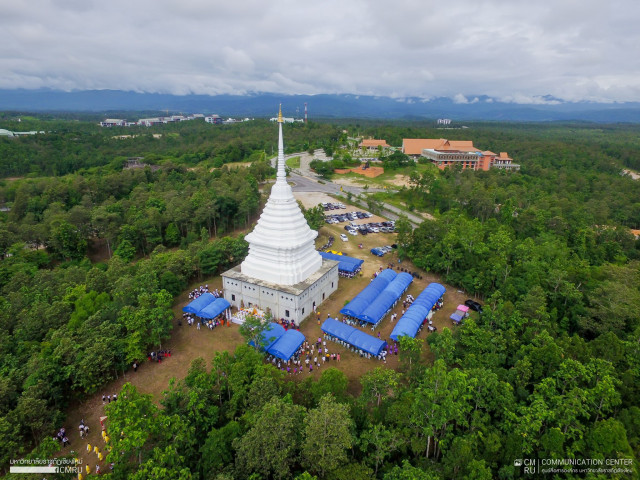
[323,203,396,236]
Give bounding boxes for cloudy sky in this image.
[1,0,639,103]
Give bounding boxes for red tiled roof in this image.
[360,139,390,148]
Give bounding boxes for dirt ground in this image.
[61,194,472,470]
[294,192,339,209]
[388,174,412,187]
[334,166,384,178]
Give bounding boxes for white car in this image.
[340,234,348,241]
[347,229,358,236]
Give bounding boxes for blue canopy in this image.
[321,318,387,356]
[319,251,364,273]
[340,269,397,317]
[389,318,421,341]
[450,313,463,323]
[268,330,305,360]
[347,329,387,356]
[358,272,413,324]
[249,322,285,351]
[390,283,445,341]
[182,292,216,314]
[198,298,231,319]
[321,317,356,343]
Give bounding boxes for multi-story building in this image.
[205,115,222,124]
[402,138,519,171]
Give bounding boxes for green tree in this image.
[114,239,136,262]
[48,220,87,260]
[164,222,181,247]
[384,460,440,480]
[395,215,413,261]
[360,367,400,407]
[311,367,349,404]
[359,424,403,475]
[234,396,306,480]
[302,394,354,478]
[239,315,273,351]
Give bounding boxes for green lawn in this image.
[286,156,301,169]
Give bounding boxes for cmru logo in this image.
[515,458,537,474]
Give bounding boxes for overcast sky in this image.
[1,0,639,103]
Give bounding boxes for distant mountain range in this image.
[2,89,640,123]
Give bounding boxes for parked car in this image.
[347,229,358,236]
[340,234,348,241]
[464,299,483,313]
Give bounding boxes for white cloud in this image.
[453,94,468,104]
[0,0,638,102]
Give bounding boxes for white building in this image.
[205,115,222,124]
[100,119,126,127]
[222,107,339,324]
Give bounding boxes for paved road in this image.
[272,151,430,227]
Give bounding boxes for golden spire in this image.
[278,104,283,123]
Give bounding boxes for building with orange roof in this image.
[402,137,520,171]
[402,138,448,155]
[359,138,391,152]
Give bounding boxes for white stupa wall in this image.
[240,114,322,285]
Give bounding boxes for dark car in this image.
[465,299,483,313]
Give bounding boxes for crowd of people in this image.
[182,312,226,330]
[339,268,361,278]
[102,393,118,404]
[147,350,171,362]
[277,317,298,330]
[187,284,222,300]
[323,331,391,361]
[54,427,70,447]
[265,337,342,374]
[317,235,334,251]
[78,419,90,438]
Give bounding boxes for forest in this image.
[0,115,639,479]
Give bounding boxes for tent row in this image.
[340,269,413,325]
[359,272,413,324]
[250,322,306,361]
[340,269,397,319]
[319,251,364,273]
[182,293,231,319]
[321,318,387,356]
[390,283,446,341]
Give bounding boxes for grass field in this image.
[286,156,301,169]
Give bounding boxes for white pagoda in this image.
[222,107,339,324]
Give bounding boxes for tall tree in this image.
[302,394,354,478]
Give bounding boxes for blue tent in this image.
[358,272,413,324]
[347,329,387,356]
[319,252,364,273]
[249,322,285,351]
[321,318,356,343]
[321,318,387,356]
[390,319,421,341]
[198,298,231,319]
[340,269,397,317]
[450,313,463,323]
[182,293,216,314]
[268,330,305,360]
[390,283,445,341]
